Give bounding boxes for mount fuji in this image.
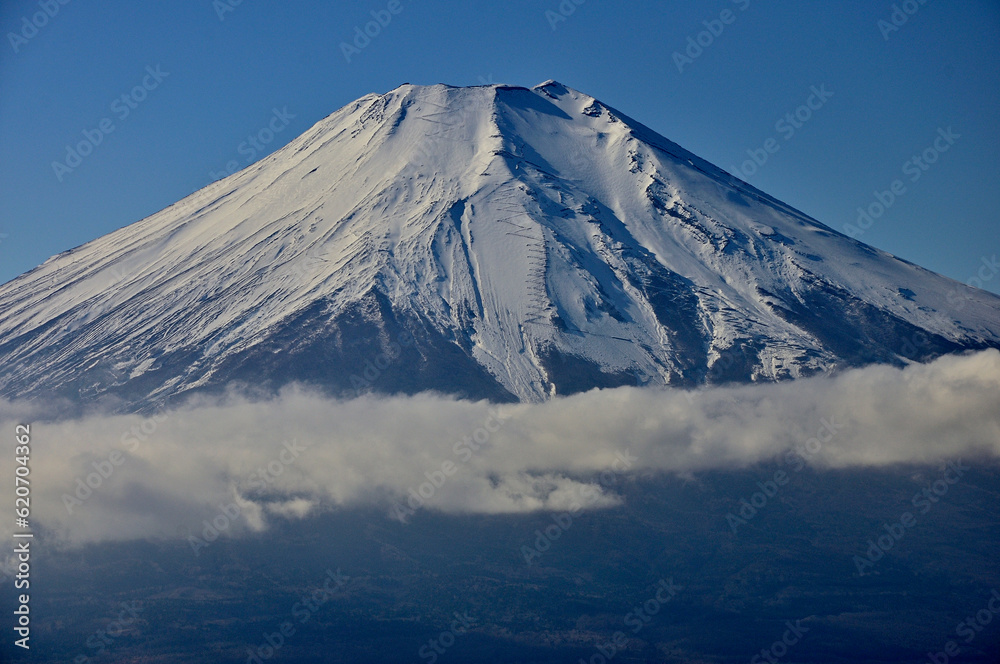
[2,80,999,410]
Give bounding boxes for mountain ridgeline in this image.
[1,81,998,410]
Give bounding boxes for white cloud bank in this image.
[0,349,998,546]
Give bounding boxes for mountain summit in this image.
[2,81,999,408]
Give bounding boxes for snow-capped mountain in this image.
[1,80,999,409]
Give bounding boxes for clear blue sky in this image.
[1,0,997,293]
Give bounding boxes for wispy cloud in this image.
[1,350,998,546]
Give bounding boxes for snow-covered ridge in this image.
[1,81,998,408]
